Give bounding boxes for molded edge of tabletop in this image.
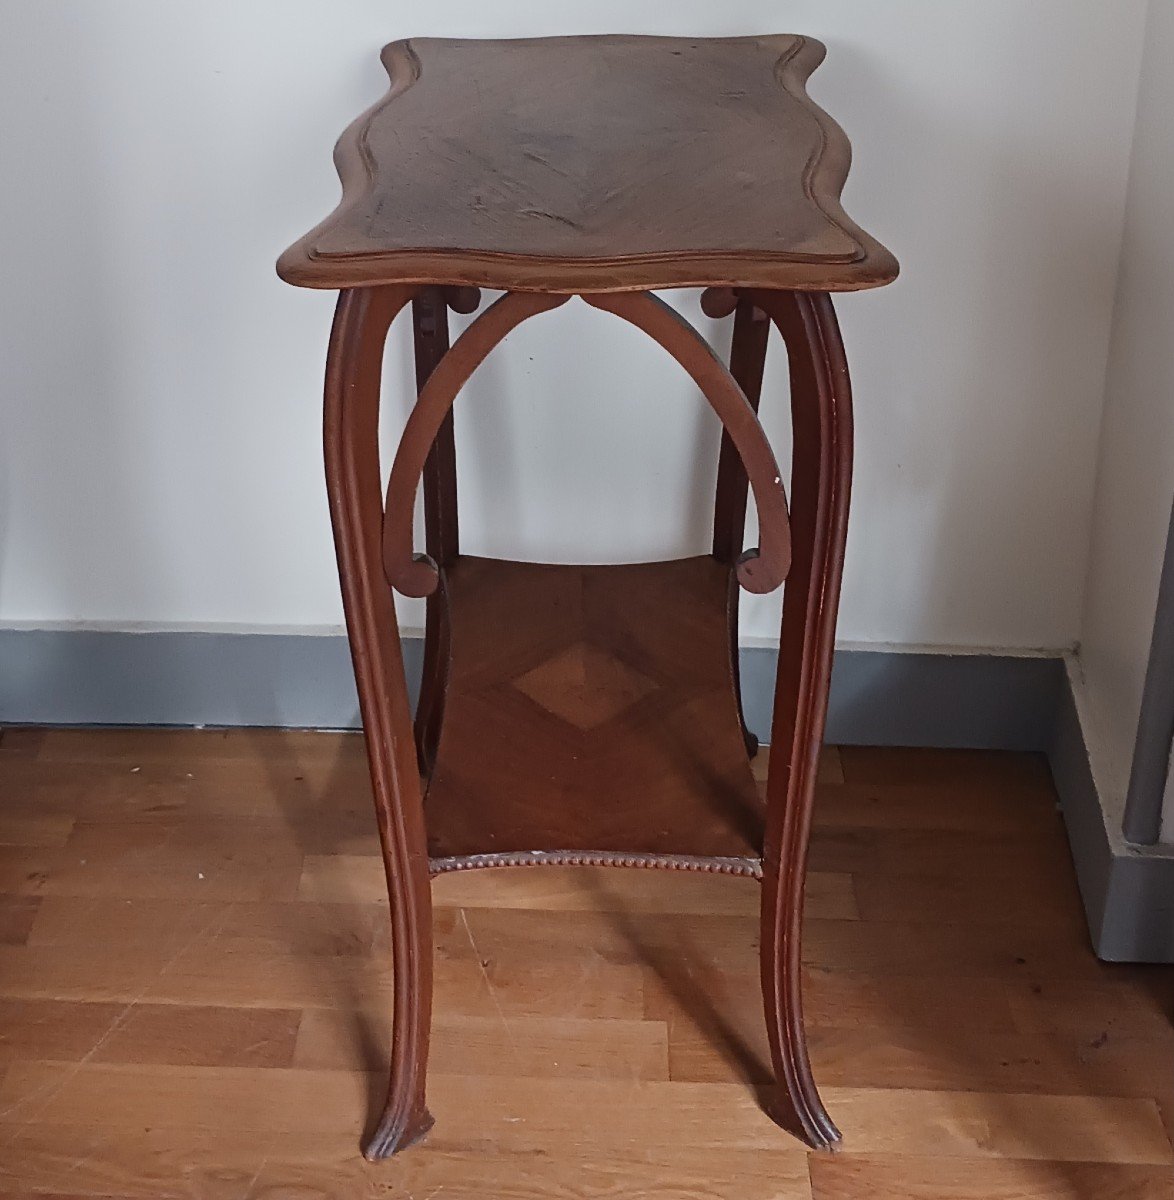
[276,35,899,294]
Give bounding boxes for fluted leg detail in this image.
[324,286,436,1158]
[748,289,852,1150]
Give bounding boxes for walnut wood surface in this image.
[277,35,898,293]
[324,286,435,1158]
[424,555,764,864]
[752,289,854,1149]
[280,30,900,1158]
[318,280,852,1155]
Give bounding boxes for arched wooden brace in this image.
[324,285,437,1160]
[744,287,853,1151]
[384,290,792,599]
[382,291,572,597]
[582,291,791,595]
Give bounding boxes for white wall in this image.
[1076,0,1174,838]
[0,1,1148,650]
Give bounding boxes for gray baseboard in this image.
[746,646,1063,752]
[1050,661,1174,963]
[0,629,400,731]
[1,628,1061,751]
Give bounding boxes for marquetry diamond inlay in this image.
[512,642,659,731]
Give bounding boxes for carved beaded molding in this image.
[429,850,764,879]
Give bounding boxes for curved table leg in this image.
[325,285,437,1159]
[746,289,852,1150]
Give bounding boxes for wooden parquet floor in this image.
[0,727,1172,1198]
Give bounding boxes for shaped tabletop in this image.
[278,35,897,294]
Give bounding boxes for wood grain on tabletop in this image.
[275,35,899,295]
[0,726,1171,1199]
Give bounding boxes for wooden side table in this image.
[278,34,897,1159]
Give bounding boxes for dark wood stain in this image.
[278,35,897,293]
[424,556,763,864]
[281,33,899,1161]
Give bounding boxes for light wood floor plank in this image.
[161,945,647,1019]
[838,746,1053,789]
[852,868,1086,931]
[1,728,1171,1194]
[812,783,1062,834]
[2,1065,1165,1165]
[822,1086,1171,1164]
[809,822,1076,880]
[245,1141,816,1200]
[294,1008,670,1080]
[1005,974,1174,1043]
[27,895,388,957]
[0,940,645,1019]
[809,1155,1174,1199]
[669,1004,1174,1100]
[0,998,300,1068]
[0,1126,813,1200]
[0,1065,805,1151]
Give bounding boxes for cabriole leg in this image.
[747,289,852,1150]
[324,285,436,1159]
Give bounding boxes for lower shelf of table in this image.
[422,555,765,871]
